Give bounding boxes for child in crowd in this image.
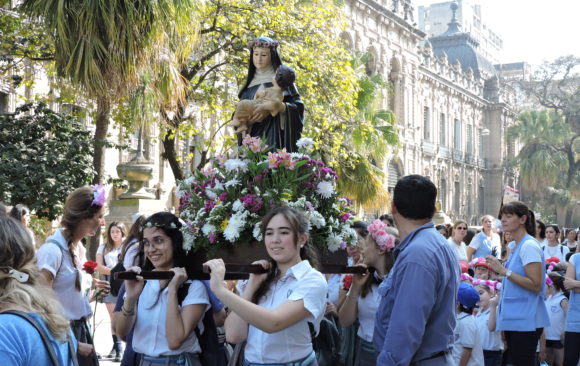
[473,280,503,366]
[338,219,396,366]
[472,257,493,280]
[542,273,568,366]
[453,282,484,366]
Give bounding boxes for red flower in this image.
[343,275,353,291]
[83,261,98,274]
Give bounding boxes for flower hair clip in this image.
[247,39,280,49]
[545,275,554,287]
[367,219,395,252]
[91,184,106,207]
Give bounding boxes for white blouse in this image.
[243,260,328,364]
[36,229,92,320]
[355,283,380,342]
[133,280,210,356]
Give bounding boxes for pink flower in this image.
[91,184,106,207]
[367,220,395,251]
[208,233,217,244]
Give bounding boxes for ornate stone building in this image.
[343,0,517,223]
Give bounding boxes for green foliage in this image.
[169,0,359,172]
[0,103,94,220]
[335,53,399,208]
[28,215,52,245]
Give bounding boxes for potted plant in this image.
[107,176,128,199]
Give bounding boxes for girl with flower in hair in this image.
[36,185,107,366]
[473,280,503,366]
[338,219,396,366]
[115,212,209,366]
[542,272,568,366]
[237,36,304,152]
[204,206,327,366]
[472,257,494,280]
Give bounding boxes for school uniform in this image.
[564,253,580,365]
[474,308,502,366]
[545,293,566,349]
[133,279,209,366]
[452,313,485,366]
[351,282,380,366]
[97,243,121,303]
[496,234,549,365]
[542,244,570,263]
[242,260,327,365]
[36,229,96,366]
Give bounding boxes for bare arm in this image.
[486,256,543,293]
[166,292,206,350]
[115,267,145,339]
[337,268,367,327]
[564,261,580,293]
[487,299,498,332]
[96,253,111,275]
[39,269,54,287]
[459,348,472,366]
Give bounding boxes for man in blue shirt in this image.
[374,175,459,365]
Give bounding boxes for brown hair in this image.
[252,206,318,304]
[105,221,126,254]
[451,220,468,238]
[119,215,147,266]
[0,217,70,341]
[60,186,103,289]
[360,235,394,298]
[499,201,536,237]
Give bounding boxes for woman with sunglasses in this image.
[448,220,469,272]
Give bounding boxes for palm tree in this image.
[336,53,399,211]
[19,0,201,183]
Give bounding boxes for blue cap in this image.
[458,283,480,309]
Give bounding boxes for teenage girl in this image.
[205,206,328,365]
[96,221,126,361]
[116,212,209,366]
[37,185,106,366]
[338,219,395,366]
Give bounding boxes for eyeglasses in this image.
[456,227,468,230]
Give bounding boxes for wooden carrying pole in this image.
[114,264,366,281]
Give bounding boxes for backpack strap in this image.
[1,310,79,366]
[44,239,67,276]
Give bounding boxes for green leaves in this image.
[0,103,94,220]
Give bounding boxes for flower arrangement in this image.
[177,136,358,254]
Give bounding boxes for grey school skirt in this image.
[139,353,202,366]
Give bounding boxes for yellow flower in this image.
[281,191,292,201]
[221,218,229,231]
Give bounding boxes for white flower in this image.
[214,180,224,191]
[184,176,195,186]
[175,186,185,198]
[205,189,217,200]
[253,221,263,241]
[225,178,240,188]
[316,181,335,198]
[182,230,196,251]
[223,211,249,242]
[296,137,315,151]
[308,210,326,229]
[290,152,306,160]
[202,223,217,236]
[224,158,248,173]
[326,233,343,252]
[232,199,244,212]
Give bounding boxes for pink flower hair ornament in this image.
[472,279,501,292]
[367,219,395,252]
[460,273,473,283]
[545,275,554,287]
[91,184,106,207]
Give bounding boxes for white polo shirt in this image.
[243,260,328,364]
[36,229,92,320]
[474,308,503,351]
[453,312,484,366]
[133,279,210,356]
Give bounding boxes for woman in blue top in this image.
[0,216,77,365]
[485,201,549,366]
[467,215,501,261]
[563,252,580,366]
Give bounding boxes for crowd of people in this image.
[0,175,580,366]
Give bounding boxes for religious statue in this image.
[236,36,304,152]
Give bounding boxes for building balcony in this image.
[464,153,476,166]
[438,146,452,159]
[422,141,437,155]
[452,149,463,161]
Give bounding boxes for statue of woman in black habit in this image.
[237,36,304,152]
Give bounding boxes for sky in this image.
[414,0,580,67]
